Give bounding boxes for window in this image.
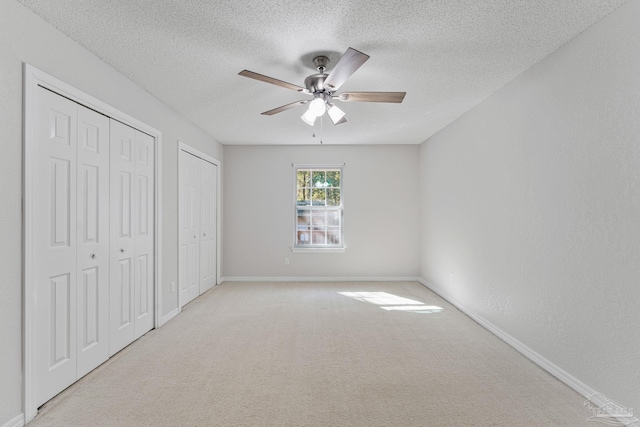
[294,166,343,249]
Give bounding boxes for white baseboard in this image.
[418,278,640,427]
[417,278,595,395]
[158,307,180,327]
[2,414,24,427]
[221,276,421,283]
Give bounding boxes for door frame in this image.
[23,64,163,423]
[177,141,221,309]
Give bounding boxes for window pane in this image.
[297,212,310,229]
[326,170,340,187]
[312,171,325,187]
[326,210,340,226]
[312,188,325,205]
[297,189,311,205]
[297,231,311,245]
[312,231,326,245]
[327,229,340,245]
[326,189,340,206]
[297,170,311,189]
[311,211,326,227]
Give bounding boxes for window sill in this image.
[291,247,346,254]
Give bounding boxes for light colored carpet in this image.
[31,281,594,426]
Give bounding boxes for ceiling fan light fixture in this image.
[327,104,346,124]
[301,108,317,126]
[309,97,326,117]
[239,47,405,127]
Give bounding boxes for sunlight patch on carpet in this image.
[338,292,443,313]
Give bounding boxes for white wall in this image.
[419,0,640,412]
[0,1,222,424]
[223,145,420,279]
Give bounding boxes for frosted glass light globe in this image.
[301,108,316,126]
[309,98,326,117]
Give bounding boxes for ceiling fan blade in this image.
[338,92,406,103]
[239,70,306,92]
[323,47,370,92]
[261,100,308,115]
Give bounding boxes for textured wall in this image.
[419,0,640,412]
[0,1,222,424]
[223,145,420,279]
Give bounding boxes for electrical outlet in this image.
[284,257,290,265]
[171,281,176,292]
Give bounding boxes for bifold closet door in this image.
[33,87,110,406]
[132,129,155,339]
[179,151,201,306]
[199,160,217,294]
[179,151,217,306]
[76,104,111,378]
[109,120,155,356]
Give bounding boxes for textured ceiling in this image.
[18,0,626,145]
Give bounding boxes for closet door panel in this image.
[76,105,110,378]
[109,120,136,356]
[179,152,200,307]
[134,130,155,338]
[187,155,201,302]
[199,161,217,293]
[178,151,190,306]
[33,87,78,406]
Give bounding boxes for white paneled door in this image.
[133,129,155,339]
[33,87,110,406]
[31,86,155,408]
[109,120,155,356]
[179,152,201,306]
[34,87,79,406]
[76,103,111,379]
[109,120,135,355]
[199,159,217,294]
[179,149,217,307]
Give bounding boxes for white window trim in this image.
[292,164,345,252]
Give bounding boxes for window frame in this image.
[292,164,345,252]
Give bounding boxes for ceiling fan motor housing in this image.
[304,55,332,94]
[304,73,329,94]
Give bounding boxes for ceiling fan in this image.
[238,47,406,126]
